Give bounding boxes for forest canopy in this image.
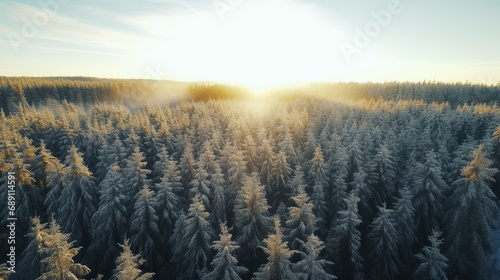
[0,76,500,280]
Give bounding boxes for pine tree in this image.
[489,124,500,198]
[328,175,349,223]
[269,151,292,209]
[0,152,38,241]
[258,138,275,190]
[43,168,65,218]
[189,165,211,211]
[243,135,258,173]
[412,151,447,243]
[297,234,336,280]
[169,212,187,270]
[86,165,129,277]
[94,136,127,183]
[82,129,105,174]
[151,145,171,184]
[154,163,182,241]
[309,146,329,234]
[288,165,307,195]
[234,174,273,255]
[203,223,248,280]
[37,218,91,280]
[211,162,227,229]
[445,145,498,280]
[392,187,417,277]
[179,142,196,188]
[346,137,363,184]
[302,131,317,164]
[350,169,376,222]
[178,194,215,279]
[121,146,151,200]
[367,205,400,280]
[129,186,163,273]
[13,217,47,280]
[57,145,97,247]
[199,140,218,175]
[329,192,364,280]
[112,239,155,280]
[253,218,300,280]
[32,140,63,189]
[278,126,298,168]
[286,185,317,251]
[227,149,247,193]
[413,231,448,280]
[370,143,397,204]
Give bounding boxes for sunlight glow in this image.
[153,1,340,92]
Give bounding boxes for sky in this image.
[1,0,500,91]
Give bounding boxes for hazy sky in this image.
[1,0,499,89]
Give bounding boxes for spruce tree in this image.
[297,234,336,280]
[253,218,300,280]
[37,218,91,280]
[367,205,400,280]
[309,146,329,235]
[57,145,97,247]
[86,165,129,277]
[112,239,155,280]
[413,231,448,280]
[179,194,215,279]
[285,185,317,251]
[370,143,397,204]
[203,223,248,280]
[392,187,417,277]
[121,146,151,200]
[32,140,63,189]
[329,192,364,280]
[129,186,163,273]
[445,145,498,280]
[412,151,447,243]
[234,174,273,256]
[12,217,47,280]
[269,151,292,209]
[154,163,182,241]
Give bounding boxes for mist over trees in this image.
[1,77,500,279]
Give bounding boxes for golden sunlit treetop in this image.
[462,145,496,182]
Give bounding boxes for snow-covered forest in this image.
[1,78,500,280]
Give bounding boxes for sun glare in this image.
[154,1,339,93]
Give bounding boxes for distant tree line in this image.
[1,76,500,116]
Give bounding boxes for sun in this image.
[153,1,340,93]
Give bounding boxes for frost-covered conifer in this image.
[57,145,97,246]
[87,165,129,276]
[112,239,155,280]
[367,205,400,280]
[445,145,497,279]
[329,192,364,280]
[413,231,448,280]
[203,223,248,280]
[234,174,273,255]
[297,234,335,280]
[253,218,300,280]
[129,186,163,272]
[286,185,317,251]
[37,218,91,280]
